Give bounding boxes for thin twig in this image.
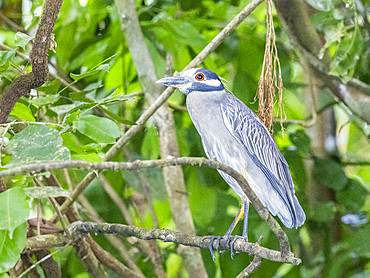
[281,21,370,124]
[17,249,65,278]
[167,103,188,112]
[0,12,26,32]
[236,256,263,278]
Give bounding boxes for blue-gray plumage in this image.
[157,68,305,246]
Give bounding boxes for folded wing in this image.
[221,94,305,228]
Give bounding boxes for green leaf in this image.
[64,110,81,125]
[65,103,97,116]
[0,188,29,237]
[9,102,35,122]
[336,179,368,212]
[70,64,110,81]
[0,50,16,71]
[318,21,345,59]
[81,143,101,153]
[5,125,71,167]
[50,104,77,115]
[313,158,348,190]
[14,32,33,50]
[37,79,61,95]
[74,115,120,144]
[305,0,332,11]
[0,223,27,273]
[100,88,139,103]
[71,153,103,162]
[330,25,364,81]
[148,20,207,48]
[31,94,60,106]
[24,187,71,199]
[312,202,336,222]
[62,132,83,153]
[70,71,99,81]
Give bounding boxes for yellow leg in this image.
[241,168,250,241]
[224,168,250,237]
[224,201,245,236]
[242,199,249,241]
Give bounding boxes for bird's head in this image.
[156,68,224,95]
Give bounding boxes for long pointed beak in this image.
[156,76,191,87]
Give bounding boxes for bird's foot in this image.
[202,235,248,260]
[202,235,222,262]
[225,235,248,259]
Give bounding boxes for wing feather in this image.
[221,94,305,227]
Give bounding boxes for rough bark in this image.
[0,0,62,123]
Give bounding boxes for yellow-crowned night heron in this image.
[157,68,305,258]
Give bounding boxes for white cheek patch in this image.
[183,68,199,78]
[203,79,222,87]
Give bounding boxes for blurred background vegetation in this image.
[0,0,369,277]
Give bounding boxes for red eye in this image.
[195,73,205,81]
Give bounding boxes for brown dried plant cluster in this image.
[256,0,285,134]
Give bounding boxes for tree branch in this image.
[0,0,63,123]
[236,256,263,278]
[2,157,292,257]
[25,221,300,265]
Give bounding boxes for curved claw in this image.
[229,235,247,259]
[230,237,238,260]
[208,236,216,262]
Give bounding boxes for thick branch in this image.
[0,0,63,123]
[25,222,300,265]
[2,157,291,255]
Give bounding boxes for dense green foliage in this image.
[0,0,369,277]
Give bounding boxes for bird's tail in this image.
[292,195,306,228]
